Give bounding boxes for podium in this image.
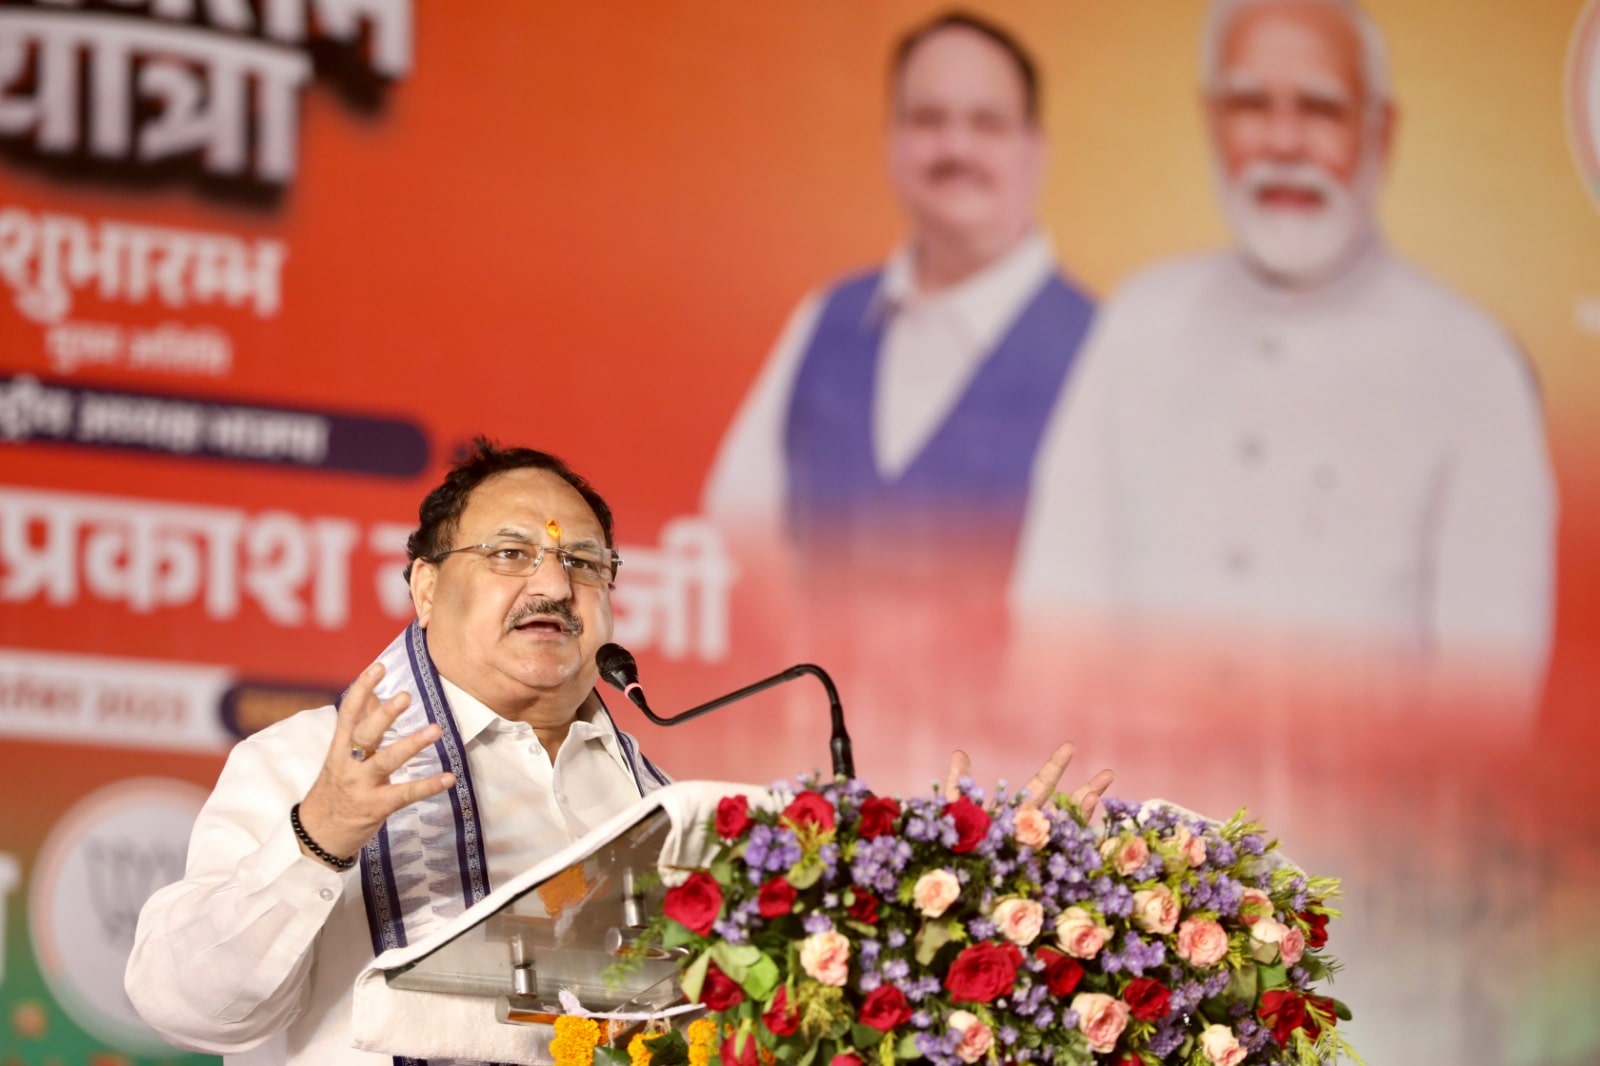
[351,781,768,1064]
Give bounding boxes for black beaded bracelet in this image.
[290,803,357,871]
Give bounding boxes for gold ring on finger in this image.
[350,742,376,762]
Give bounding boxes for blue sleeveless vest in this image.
[783,267,1093,564]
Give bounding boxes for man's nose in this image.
[523,547,574,598]
[1263,101,1308,159]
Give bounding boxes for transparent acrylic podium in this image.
[352,782,766,1062]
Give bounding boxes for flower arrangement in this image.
[619,776,1358,1066]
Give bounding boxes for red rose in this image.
[783,791,837,831]
[830,1057,863,1066]
[1036,947,1084,997]
[699,961,745,1011]
[762,986,799,1036]
[943,941,1022,1004]
[856,795,901,839]
[848,888,880,925]
[943,796,991,854]
[1300,909,1329,949]
[1258,989,1332,1046]
[1122,976,1172,1022]
[721,1031,760,1066]
[715,795,752,840]
[859,985,913,1032]
[662,871,722,936]
[757,876,797,918]
[1114,1056,1142,1066]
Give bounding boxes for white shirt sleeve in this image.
[1426,331,1556,706]
[700,292,824,533]
[125,711,346,1054]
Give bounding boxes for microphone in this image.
[595,643,855,779]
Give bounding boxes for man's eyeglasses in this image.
[428,540,621,586]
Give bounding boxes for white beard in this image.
[1221,158,1378,287]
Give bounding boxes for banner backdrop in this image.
[2,1,1597,1063]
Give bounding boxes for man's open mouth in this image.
[513,617,573,635]
[1255,185,1324,210]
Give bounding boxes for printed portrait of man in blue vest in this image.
[703,11,1094,737]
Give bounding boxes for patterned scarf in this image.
[356,621,670,1066]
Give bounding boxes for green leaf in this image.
[1332,997,1353,1021]
[643,1031,689,1066]
[1256,962,1288,991]
[788,856,824,890]
[593,1046,632,1066]
[796,1041,821,1066]
[661,921,695,949]
[679,950,712,1003]
[711,942,765,982]
[1225,965,1258,1004]
[915,920,955,966]
[896,1033,921,1059]
[741,952,780,1000]
[851,1024,886,1049]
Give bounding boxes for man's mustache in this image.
[506,598,583,634]
[924,157,993,185]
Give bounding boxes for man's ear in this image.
[410,559,437,627]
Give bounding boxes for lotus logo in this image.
[29,778,206,1054]
[1569,0,1600,209]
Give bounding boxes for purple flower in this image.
[802,912,833,935]
[1147,1019,1187,1058]
[743,824,801,873]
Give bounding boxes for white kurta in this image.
[125,678,649,1065]
[1009,243,1555,713]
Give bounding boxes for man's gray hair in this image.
[1200,0,1392,109]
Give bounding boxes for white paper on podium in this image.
[351,780,773,1064]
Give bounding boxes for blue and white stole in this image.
[357,621,670,1066]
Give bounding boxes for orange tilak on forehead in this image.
[545,519,561,540]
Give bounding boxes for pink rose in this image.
[1055,906,1110,959]
[1012,806,1051,850]
[799,930,851,986]
[947,1010,994,1064]
[1175,917,1229,968]
[1200,1023,1247,1066]
[1100,833,1150,876]
[1071,991,1131,1054]
[1172,824,1206,867]
[913,869,962,918]
[1250,915,1289,963]
[993,897,1045,946]
[1279,925,1306,967]
[1131,885,1180,935]
[1237,887,1272,926]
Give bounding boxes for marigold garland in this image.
[550,1015,602,1066]
[686,1017,717,1066]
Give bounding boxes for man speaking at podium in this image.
[125,439,1109,1065]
